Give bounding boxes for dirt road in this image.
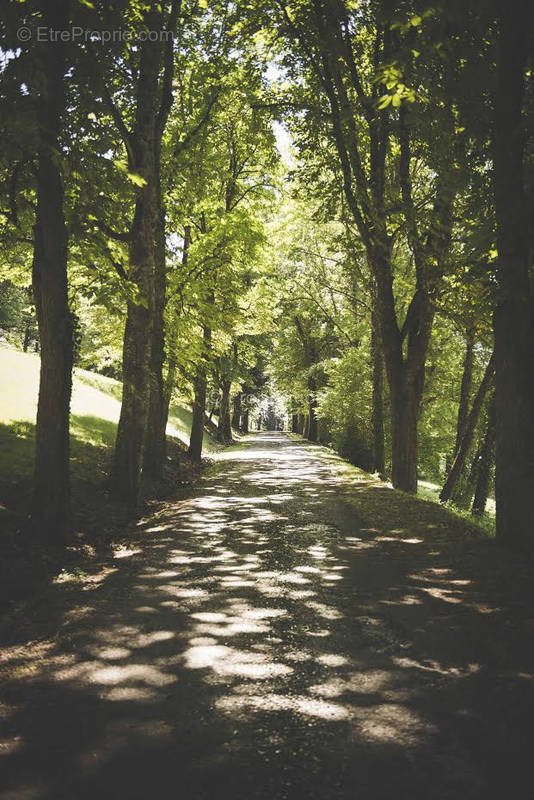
[1,433,533,799]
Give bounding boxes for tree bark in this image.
[231,392,242,430]
[390,378,420,493]
[23,322,31,353]
[241,407,249,434]
[371,307,385,476]
[440,353,495,503]
[217,379,232,443]
[188,325,211,462]
[143,174,167,482]
[493,0,534,551]
[297,1,453,493]
[156,225,191,457]
[379,281,433,494]
[307,393,318,442]
[110,29,163,509]
[188,374,207,462]
[31,4,72,544]
[472,394,496,516]
[454,326,475,457]
[143,5,181,482]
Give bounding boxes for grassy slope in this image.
[286,434,496,536]
[0,346,216,512]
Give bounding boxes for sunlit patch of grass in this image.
[418,482,495,536]
[0,347,218,507]
[290,432,494,539]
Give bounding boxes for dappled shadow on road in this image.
[1,433,533,799]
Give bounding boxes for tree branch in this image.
[156,0,182,138]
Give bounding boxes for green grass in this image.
[0,345,217,512]
[288,433,496,538]
[418,480,495,536]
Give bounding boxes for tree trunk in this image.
[217,379,232,443]
[161,356,177,433]
[188,325,211,462]
[493,0,534,551]
[111,195,155,507]
[241,407,249,434]
[23,322,31,353]
[142,4,181,480]
[297,413,305,434]
[390,379,420,493]
[31,9,72,543]
[371,248,434,494]
[110,36,162,509]
[143,175,166,482]
[208,397,217,424]
[454,326,475,457]
[472,394,496,516]
[307,396,318,442]
[456,440,483,510]
[440,352,495,503]
[188,374,207,462]
[231,392,242,430]
[291,414,299,433]
[371,308,385,476]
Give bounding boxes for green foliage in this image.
[0,0,513,528]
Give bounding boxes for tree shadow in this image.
[0,433,533,799]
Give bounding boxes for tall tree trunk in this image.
[31,6,72,543]
[207,396,217,424]
[231,392,242,430]
[188,325,211,462]
[297,413,305,434]
[162,356,176,431]
[440,352,495,503]
[371,308,385,476]
[143,176,166,482]
[188,373,207,462]
[472,394,496,516]
[23,322,31,353]
[390,378,420,493]
[454,326,475,457]
[291,414,299,434]
[307,395,318,442]
[493,0,534,551]
[379,287,432,494]
[370,246,435,494]
[241,407,249,434]
[110,35,162,509]
[157,225,190,451]
[142,4,181,482]
[217,379,232,443]
[456,439,483,510]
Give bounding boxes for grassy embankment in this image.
[0,345,217,518]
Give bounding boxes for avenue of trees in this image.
[0,0,533,553]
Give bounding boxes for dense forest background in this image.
[0,0,533,561]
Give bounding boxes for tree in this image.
[492,0,534,551]
[268,0,460,491]
[85,2,180,508]
[440,351,495,504]
[472,393,496,516]
[0,0,75,542]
